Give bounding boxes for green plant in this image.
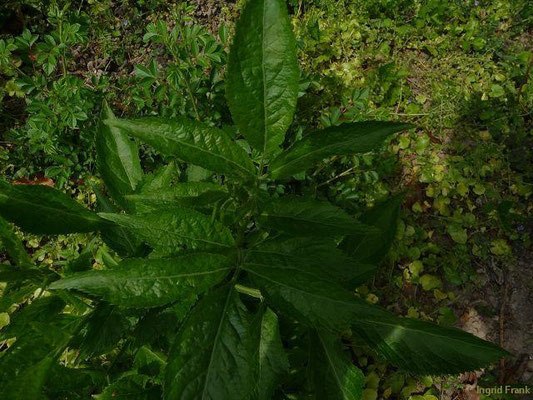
[0,0,509,398]
[130,4,227,121]
[292,0,532,309]
[0,4,98,187]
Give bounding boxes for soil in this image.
[453,249,533,398]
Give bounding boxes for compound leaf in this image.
[126,182,228,214]
[259,197,375,237]
[50,253,230,308]
[251,307,288,400]
[340,195,403,264]
[270,122,413,179]
[105,118,255,178]
[0,180,107,234]
[100,207,234,255]
[309,330,364,400]
[352,313,510,374]
[96,101,143,209]
[252,236,376,287]
[244,262,372,329]
[164,285,254,400]
[0,215,31,266]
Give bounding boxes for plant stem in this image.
[316,166,356,188]
[58,19,67,76]
[235,284,263,300]
[173,21,201,121]
[184,74,201,120]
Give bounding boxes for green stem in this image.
[235,284,263,300]
[184,75,201,120]
[173,23,201,121]
[58,20,67,76]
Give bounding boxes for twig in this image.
[316,166,356,188]
[395,86,403,115]
[390,112,429,116]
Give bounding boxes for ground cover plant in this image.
[0,0,513,399]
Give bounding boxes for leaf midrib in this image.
[247,265,503,350]
[166,132,252,176]
[261,0,268,155]
[201,287,234,400]
[103,214,233,248]
[100,131,140,191]
[59,267,229,287]
[317,332,352,399]
[0,192,101,225]
[270,127,387,176]
[112,120,253,177]
[260,209,368,232]
[355,319,504,350]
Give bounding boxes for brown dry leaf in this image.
[13,175,54,187]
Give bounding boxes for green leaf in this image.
[100,208,234,255]
[94,188,145,257]
[0,281,38,312]
[186,164,212,182]
[44,365,105,399]
[0,296,65,341]
[0,318,76,392]
[50,253,230,308]
[226,0,299,156]
[0,180,107,234]
[238,279,507,375]
[134,346,166,378]
[0,215,31,266]
[164,285,254,400]
[96,101,143,209]
[352,312,510,374]
[448,223,467,244]
[135,61,159,81]
[270,122,413,179]
[244,262,369,329]
[340,195,403,265]
[242,264,509,375]
[0,265,43,284]
[253,236,376,287]
[3,357,54,400]
[105,118,255,178]
[251,308,288,400]
[73,303,132,360]
[138,161,175,194]
[134,304,194,347]
[419,274,442,291]
[259,197,376,237]
[95,374,162,400]
[309,330,364,400]
[126,183,228,214]
[65,238,96,273]
[489,84,505,98]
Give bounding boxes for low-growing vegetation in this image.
[0,0,531,399]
